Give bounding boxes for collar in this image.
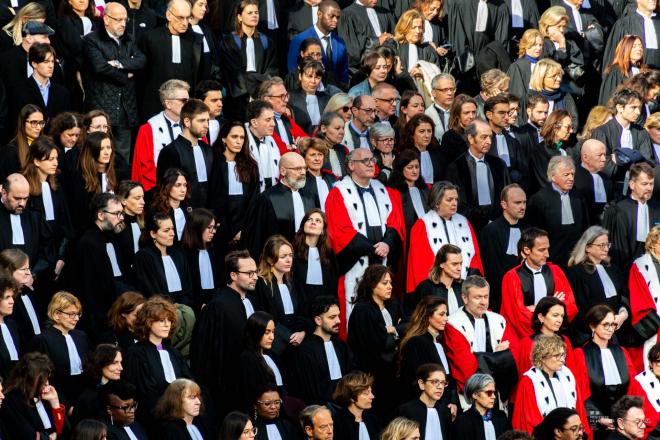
[524,260,543,274]
[33,76,50,90]
[580,162,600,176]
[249,127,265,144]
[350,121,368,136]
[163,113,180,127]
[636,8,654,19]
[524,54,539,63]
[551,182,569,196]
[314,23,329,38]
[435,104,450,113]
[467,149,485,162]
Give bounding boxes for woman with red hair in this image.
[599,35,647,105]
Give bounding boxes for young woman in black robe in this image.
[599,35,647,105]
[28,291,90,406]
[393,10,440,80]
[387,150,430,243]
[0,104,45,182]
[148,168,192,246]
[439,94,477,164]
[399,115,444,187]
[318,112,350,178]
[331,372,380,440]
[114,181,146,278]
[99,291,145,351]
[135,213,194,307]
[529,109,576,191]
[452,373,511,439]
[414,0,453,71]
[0,273,20,379]
[154,378,210,440]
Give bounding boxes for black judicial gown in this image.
[61,164,108,236]
[292,251,338,312]
[238,349,286,410]
[439,129,468,165]
[134,243,194,307]
[407,279,464,315]
[396,42,440,73]
[113,213,142,274]
[445,0,509,58]
[12,286,44,348]
[0,140,19,182]
[70,379,109,426]
[394,185,430,239]
[98,328,138,352]
[452,406,511,439]
[572,165,613,226]
[331,406,380,440]
[1,390,66,440]
[396,398,452,440]
[107,420,149,440]
[183,246,221,311]
[604,13,660,69]
[599,65,629,106]
[0,203,51,276]
[155,418,209,440]
[0,318,20,378]
[254,417,299,440]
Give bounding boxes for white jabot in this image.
[621,127,634,149]
[35,399,52,429]
[409,187,426,219]
[595,264,617,298]
[158,347,177,382]
[209,119,220,145]
[363,191,382,226]
[276,117,291,145]
[187,424,204,440]
[106,243,122,277]
[263,354,284,385]
[305,95,321,127]
[423,19,434,43]
[10,214,24,245]
[473,318,487,352]
[638,10,658,49]
[511,0,524,27]
[324,340,343,379]
[41,182,55,220]
[171,35,181,63]
[381,307,393,328]
[408,44,419,72]
[433,339,450,372]
[560,193,574,225]
[191,24,210,53]
[447,287,459,315]
[291,190,305,230]
[266,0,278,29]
[279,284,295,314]
[266,423,283,440]
[484,420,497,440]
[123,426,139,440]
[548,100,555,114]
[306,247,323,285]
[582,0,591,7]
[420,150,434,184]
[632,66,641,76]
[64,334,83,375]
[591,172,607,203]
[101,173,108,192]
[564,0,583,33]
[246,37,256,72]
[130,222,141,253]
[506,227,521,256]
[637,201,650,242]
[243,297,255,317]
[10,0,17,6]
[425,408,443,440]
[192,145,208,182]
[358,421,371,440]
[475,0,489,32]
[22,295,41,334]
[198,249,214,290]
[601,348,623,385]
[174,207,186,240]
[80,16,93,34]
[227,161,244,195]
[476,160,492,206]
[527,262,547,304]
[0,323,18,360]
[363,4,382,35]
[315,176,330,209]
[495,134,511,166]
[162,256,182,292]
[312,5,319,24]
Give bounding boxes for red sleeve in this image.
[272,133,290,155]
[571,348,592,402]
[467,221,484,275]
[512,376,544,433]
[573,366,592,440]
[500,266,534,339]
[629,262,657,326]
[444,323,479,391]
[564,336,577,372]
[406,220,434,292]
[550,264,578,322]
[623,347,638,390]
[51,403,65,434]
[131,123,156,191]
[515,336,533,379]
[325,187,357,254]
[289,118,309,140]
[385,188,406,245]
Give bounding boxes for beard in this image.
[285,174,307,190]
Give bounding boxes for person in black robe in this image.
[112,181,145,280]
[99,291,145,352]
[120,0,159,43]
[330,372,381,440]
[408,252,464,316]
[439,95,477,163]
[603,0,659,70]
[242,152,316,260]
[526,156,588,269]
[399,114,446,185]
[452,373,511,439]
[286,0,318,40]
[252,387,300,440]
[189,250,260,417]
[513,93,548,161]
[599,35,646,105]
[298,138,338,210]
[288,60,332,135]
[0,274,20,379]
[505,0,539,51]
[387,150,430,242]
[394,12,440,75]
[293,296,352,405]
[479,184,528,312]
[572,139,613,225]
[102,379,149,440]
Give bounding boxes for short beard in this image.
[285,174,306,190]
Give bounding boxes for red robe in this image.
[405,216,483,292]
[326,182,405,340]
[515,334,576,379]
[500,263,578,339]
[131,122,158,191]
[272,116,308,155]
[629,371,660,438]
[629,258,660,373]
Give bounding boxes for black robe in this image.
[61,162,108,237]
[407,279,464,315]
[98,328,138,353]
[292,251,338,311]
[107,421,149,440]
[592,117,653,182]
[599,65,630,105]
[451,406,511,439]
[0,317,19,378]
[446,0,509,57]
[286,3,315,39]
[237,349,285,410]
[396,398,452,440]
[439,129,468,164]
[254,417,300,440]
[604,12,660,69]
[113,213,142,277]
[156,135,214,208]
[397,42,440,72]
[8,76,72,124]
[331,406,380,440]
[489,130,529,189]
[479,217,529,313]
[529,141,574,192]
[506,0,539,41]
[134,243,193,306]
[507,58,533,114]
[581,341,631,417]
[301,170,338,209]
[183,246,220,311]
[0,390,66,439]
[155,418,209,440]
[0,203,51,276]
[13,286,44,348]
[70,380,108,426]
[0,141,20,183]
[395,186,430,239]
[572,164,613,225]
[288,89,332,134]
[526,187,589,268]
[337,3,395,72]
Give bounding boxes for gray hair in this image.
[257,77,285,100]
[568,225,609,267]
[345,147,371,169]
[299,405,330,431]
[461,275,490,297]
[369,122,395,141]
[546,155,575,182]
[431,73,456,89]
[464,118,488,140]
[324,92,353,114]
[464,373,495,404]
[428,181,459,209]
[158,79,190,105]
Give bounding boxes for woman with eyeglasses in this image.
[439,94,477,165]
[220,411,258,440]
[298,138,338,209]
[452,373,511,439]
[567,226,629,346]
[532,407,584,440]
[251,386,297,440]
[332,371,379,440]
[149,168,191,245]
[396,363,451,440]
[28,291,90,406]
[154,378,209,439]
[317,112,348,178]
[370,123,397,184]
[0,104,44,182]
[526,58,578,130]
[103,379,148,439]
[630,343,660,439]
[512,334,588,435]
[529,109,575,192]
[289,59,331,135]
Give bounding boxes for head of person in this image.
[526,94,550,127]
[15,104,44,164]
[103,2,128,38]
[166,0,192,35]
[6,351,53,401]
[309,296,340,337]
[1,174,30,214]
[0,248,30,288]
[465,119,493,157]
[479,69,510,99]
[428,181,459,219]
[332,371,374,411]
[380,417,420,440]
[90,192,124,233]
[635,70,660,103]
[346,147,377,183]
[484,94,510,130]
[23,135,60,196]
[612,88,643,124]
[133,295,178,342]
[220,411,257,440]
[402,114,435,150]
[323,93,352,123]
[159,79,190,118]
[316,0,340,32]
[195,80,223,119]
[154,378,203,421]
[243,311,275,352]
[530,59,563,92]
[399,90,425,124]
[143,212,175,250]
[254,386,283,421]
[519,227,550,267]
[394,9,425,45]
[584,304,617,343]
[547,155,575,192]
[429,244,462,284]
[47,291,82,332]
[79,131,116,190]
[28,43,56,80]
[87,344,122,384]
[388,149,425,191]
[48,112,83,150]
[648,343,660,378]
[578,106,613,141]
[415,0,443,20]
[4,3,46,47]
[372,82,398,119]
[531,333,566,373]
[532,296,567,334]
[0,270,16,320]
[83,110,112,135]
[645,112,660,145]
[116,180,145,219]
[190,0,208,22]
[350,95,377,130]
[612,395,646,439]
[579,139,606,173]
[431,73,456,109]
[532,407,583,440]
[464,373,497,412]
[354,264,393,305]
[416,363,447,402]
[298,58,325,95]
[361,51,389,85]
[405,297,448,341]
[102,379,138,427]
[298,137,329,175]
[539,6,569,39]
[646,226,660,260]
[107,291,145,334]
[540,110,573,145]
[225,249,258,292]
[235,0,260,35]
[518,29,543,59]
[150,168,190,213]
[179,98,210,140]
[318,112,345,144]
[629,162,655,203]
[300,405,333,440]
[293,209,332,265]
[21,20,53,47]
[181,208,216,250]
[500,184,527,221]
[247,100,276,138]
[71,419,107,440]
[279,152,307,191]
[505,93,520,124]
[448,94,477,132]
[258,77,289,115]
[568,225,610,268]
[609,35,645,75]
[258,235,294,280]
[461,275,490,318]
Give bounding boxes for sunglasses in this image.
[341,106,350,113]
[481,390,496,397]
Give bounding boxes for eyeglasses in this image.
[375,97,398,105]
[340,106,351,113]
[167,9,191,21]
[563,425,584,434]
[108,402,138,412]
[268,93,289,101]
[27,120,46,128]
[237,270,258,278]
[104,210,125,218]
[168,97,189,104]
[58,310,82,319]
[358,107,377,114]
[548,352,566,361]
[434,87,456,93]
[480,390,496,397]
[242,427,258,436]
[105,14,128,23]
[425,379,449,387]
[624,418,650,428]
[285,166,307,172]
[17,266,31,274]
[377,137,395,144]
[351,157,377,166]
[600,322,617,330]
[257,399,283,407]
[589,242,611,250]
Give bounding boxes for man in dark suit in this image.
[287,0,321,39]
[446,119,511,233]
[572,139,612,225]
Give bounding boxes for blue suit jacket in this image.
[287,26,349,85]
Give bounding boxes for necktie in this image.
[560,193,574,225]
[476,160,492,205]
[436,107,446,130]
[475,0,489,32]
[322,35,333,68]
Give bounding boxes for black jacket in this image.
[9,77,71,121]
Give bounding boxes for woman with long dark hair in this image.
[407,244,464,314]
[220,411,257,440]
[0,104,44,181]
[439,95,477,164]
[149,168,191,245]
[399,114,444,186]
[289,59,331,134]
[387,149,429,238]
[181,208,220,310]
[101,291,145,351]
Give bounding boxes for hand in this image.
[127,73,134,78]
[436,47,449,56]
[373,242,390,258]
[53,260,65,280]
[526,305,535,312]
[386,325,397,334]
[289,331,305,346]
[550,28,566,48]
[41,384,60,408]
[382,153,394,168]
[394,56,403,75]
[409,66,423,78]
[448,403,458,420]
[378,32,392,45]
[611,153,617,165]
[231,231,242,243]
[598,417,615,429]
[494,340,510,352]
[614,312,628,329]
[553,291,566,301]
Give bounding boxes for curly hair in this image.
[133,296,178,341]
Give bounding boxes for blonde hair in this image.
[297,137,330,159]
[47,291,82,321]
[518,29,543,58]
[2,2,47,46]
[645,112,660,130]
[394,9,424,44]
[380,417,420,440]
[480,69,510,97]
[578,106,613,141]
[531,334,566,368]
[646,226,660,254]
[539,6,569,38]
[529,59,563,91]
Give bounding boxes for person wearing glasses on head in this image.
[512,334,589,435]
[103,379,148,440]
[608,395,648,440]
[181,208,219,311]
[396,363,451,440]
[630,344,660,439]
[0,104,45,182]
[29,291,90,406]
[572,305,635,437]
[452,373,511,439]
[532,407,585,440]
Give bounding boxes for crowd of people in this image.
[0,0,658,437]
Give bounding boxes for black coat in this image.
[452,406,511,439]
[134,243,193,306]
[572,164,613,225]
[9,77,71,121]
[1,390,67,439]
[0,203,51,275]
[155,418,208,440]
[397,398,452,440]
[27,181,74,265]
[237,349,285,410]
[120,1,160,42]
[292,249,338,311]
[439,129,468,164]
[331,406,380,440]
[0,318,20,378]
[289,89,331,134]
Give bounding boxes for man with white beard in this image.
[242,152,316,260]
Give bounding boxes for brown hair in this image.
[78,131,117,193]
[133,296,178,341]
[353,264,392,304]
[257,235,294,285]
[297,137,330,159]
[577,106,613,141]
[400,114,438,152]
[429,244,462,283]
[0,248,29,274]
[6,352,54,403]
[540,110,571,146]
[398,296,447,373]
[14,104,43,169]
[605,35,646,77]
[107,291,146,333]
[154,378,203,420]
[332,371,374,407]
[234,0,260,38]
[448,94,477,132]
[23,135,60,196]
[293,209,332,266]
[181,208,216,250]
[150,168,190,214]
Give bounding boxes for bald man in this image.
[83,1,146,164]
[242,152,317,260]
[572,139,613,225]
[0,174,50,275]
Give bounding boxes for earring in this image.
[591,329,595,338]
[254,408,258,420]
[110,414,114,426]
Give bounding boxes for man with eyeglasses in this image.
[610,395,647,440]
[425,73,456,142]
[82,2,146,166]
[372,83,398,126]
[259,77,308,154]
[242,152,316,260]
[572,139,612,225]
[342,95,377,150]
[191,249,261,417]
[300,405,334,440]
[103,379,148,440]
[325,147,404,338]
[137,0,207,119]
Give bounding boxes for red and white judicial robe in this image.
[512,365,589,436]
[131,112,181,191]
[630,370,660,438]
[326,176,405,339]
[406,211,483,292]
[500,263,577,339]
[272,115,308,155]
[629,253,660,372]
[516,334,576,380]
